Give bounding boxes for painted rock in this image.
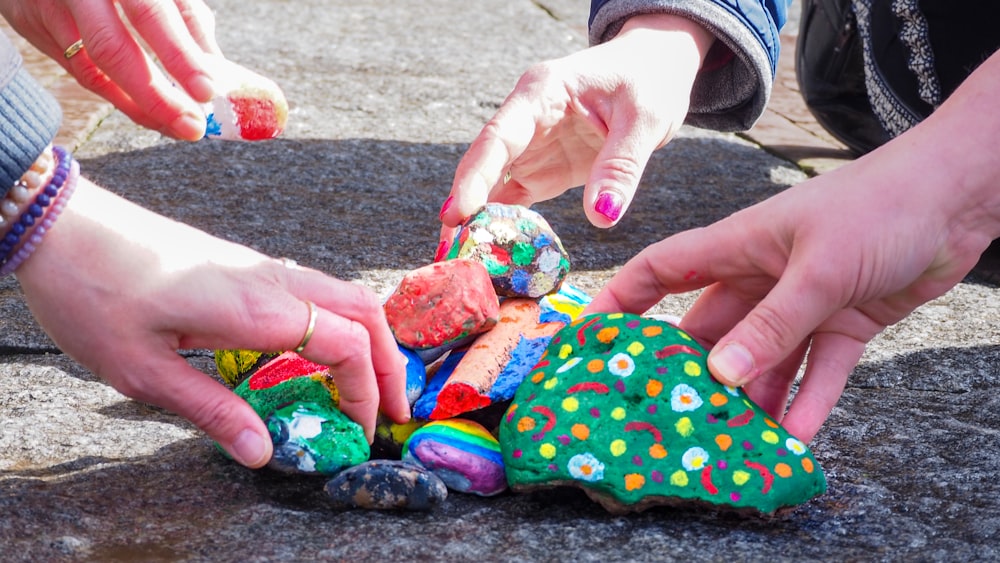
[446,203,570,298]
[371,415,425,460]
[233,351,370,475]
[203,56,288,140]
[267,401,369,475]
[403,419,507,496]
[213,348,277,388]
[414,299,564,421]
[400,345,427,405]
[384,259,499,350]
[324,459,448,511]
[499,313,826,515]
[538,283,591,325]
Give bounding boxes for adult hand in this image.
[439,13,714,249]
[585,129,1000,442]
[0,0,221,140]
[16,178,410,468]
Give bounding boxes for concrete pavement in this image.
[1,1,998,561]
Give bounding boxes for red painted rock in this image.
[384,259,500,350]
[203,56,288,141]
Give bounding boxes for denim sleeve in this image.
[590,0,790,131]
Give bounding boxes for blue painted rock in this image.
[232,351,370,475]
[538,283,592,325]
[266,401,369,474]
[403,419,507,496]
[499,313,827,515]
[416,299,563,421]
[384,259,500,350]
[446,203,570,298]
[400,345,427,405]
[324,459,448,511]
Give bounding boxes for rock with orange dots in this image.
[498,313,826,516]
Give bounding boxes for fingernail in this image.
[230,428,270,467]
[171,111,208,141]
[709,343,755,386]
[188,74,217,102]
[594,190,623,223]
[433,239,450,262]
[439,196,454,220]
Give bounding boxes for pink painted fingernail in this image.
[434,239,450,262]
[439,196,454,220]
[709,343,755,386]
[595,190,623,223]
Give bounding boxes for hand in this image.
[439,13,714,244]
[0,0,221,140]
[16,178,410,468]
[585,114,1000,442]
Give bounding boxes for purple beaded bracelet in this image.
[0,147,77,276]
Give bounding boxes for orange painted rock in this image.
[384,259,500,350]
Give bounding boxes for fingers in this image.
[64,0,208,139]
[126,351,273,468]
[581,106,665,228]
[173,0,222,56]
[119,0,216,101]
[442,98,539,228]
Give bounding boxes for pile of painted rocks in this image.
[214,203,827,516]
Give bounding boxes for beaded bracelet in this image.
[0,146,75,276]
[0,146,56,231]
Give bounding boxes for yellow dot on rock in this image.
[611,407,626,420]
[733,470,751,486]
[775,463,793,478]
[562,397,580,412]
[539,443,557,459]
[610,439,627,457]
[675,417,694,437]
[625,473,645,491]
[559,344,573,359]
[626,341,645,356]
[762,430,779,444]
[543,377,559,390]
[684,361,702,376]
[571,424,590,440]
[608,313,624,320]
[679,331,693,341]
[670,470,689,487]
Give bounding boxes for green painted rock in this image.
[233,351,368,475]
[499,313,826,515]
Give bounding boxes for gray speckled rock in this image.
[324,460,448,511]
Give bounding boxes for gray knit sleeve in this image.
[0,35,62,196]
[590,0,775,132]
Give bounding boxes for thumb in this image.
[706,270,840,388]
[582,113,663,228]
[140,353,272,468]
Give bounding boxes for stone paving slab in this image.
[2,1,999,561]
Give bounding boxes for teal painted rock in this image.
[499,313,826,515]
[324,460,448,511]
[446,203,570,298]
[233,351,369,475]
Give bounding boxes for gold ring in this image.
[503,170,512,184]
[294,300,318,353]
[63,39,85,59]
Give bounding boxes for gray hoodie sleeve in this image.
[0,34,62,196]
[590,0,781,132]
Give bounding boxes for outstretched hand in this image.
[0,0,221,140]
[16,179,410,468]
[439,14,714,248]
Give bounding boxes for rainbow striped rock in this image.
[403,419,507,496]
[499,313,827,516]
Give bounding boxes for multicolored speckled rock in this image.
[499,313,826,515]
[446,204,570,298]
[324,460,448,511]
